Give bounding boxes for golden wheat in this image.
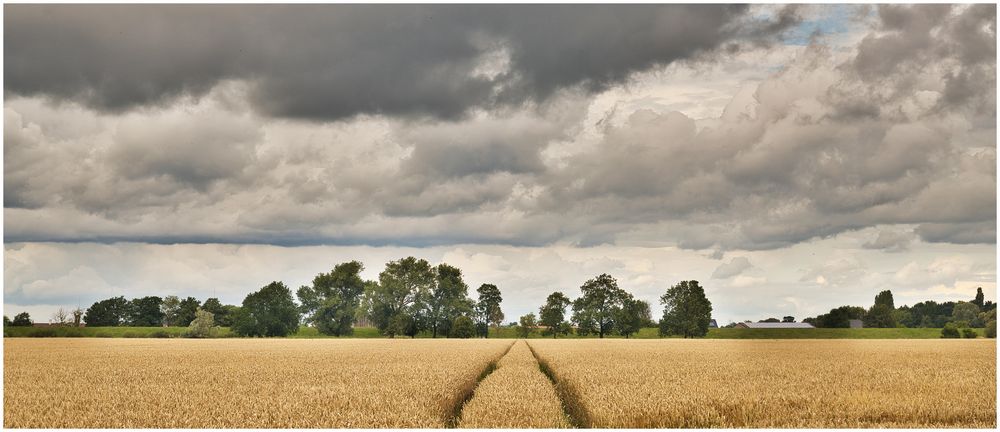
[3,338,510,428]
[458,340,570,428]
[528,339,997,428]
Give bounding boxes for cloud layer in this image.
[3,4,996,253]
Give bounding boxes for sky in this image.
[3,4,997,325]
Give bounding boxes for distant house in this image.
[708,319,718,329]
[849,319,863,329]
[735,322,815,329]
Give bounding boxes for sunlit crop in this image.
[528,339,996,428]
[459,340,570,428]
[3,338,510,428]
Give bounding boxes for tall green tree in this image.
[476,283,504,338]
[161,295,181,326]
[571,273,628,338]
[451,315,475,339]
[176,297,201,327]
[12,312,32,326]
[231,281,300,337]
[518,313,537,338]
[874,290,895,309]
[421,263,473,338]
[364,257,434,337]
[539,292,572,339]
[615,295,647,338]
[128,296,164,326]
[297,261,366,336]
[952,301,980,325]
[659,280,713,338]
[201,298,232,327]
[187,308,215,338]
[973,287,985,308]
[84,296,130,326]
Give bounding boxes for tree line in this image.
[3,257,715,339]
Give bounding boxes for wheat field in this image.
[458,340,570,428]
[3,338,510,428]
[528,339,997,428]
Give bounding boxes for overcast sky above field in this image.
[4,4,997,324]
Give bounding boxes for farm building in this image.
[735,322,815,329]
[849,319,863,328]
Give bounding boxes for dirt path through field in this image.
[456,340,571,428]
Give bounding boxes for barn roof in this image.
[740,322,815,329]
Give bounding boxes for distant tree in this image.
[72,307,84,327]
[231,281,300,337]
[12,312,32,326]
[874,290,895,309]
[476,284,504,338]
[615,295,647,338]
[961,328,978,338]
[364,257,434,338]
[518,313,537,338]
[51,308,71,326]
[941,323,960,338]
[3,315,10,327]
[161,295,181,326]
[985,320,996,338]
[759,317,780,323]
[571,274,628,338]
[451,315,475,339]
[298,261,366,336]
[539,292,572,339]
[128,296,165,326]
[201,298,230,326]
[84,296,130,326]
[187,308,215,338]
[892,308,912,328]
[813,306,866,328]
[176,297,201,327]
[420,263,474,338]
[636,299,655,327]
[952,302,980,325]
[782,316,795,323]
[659,280,713,338]
[972,287,985,308]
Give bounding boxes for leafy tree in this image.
[941,322,960,338]
[615,295,647,338]
[451,315,475,338]
[297,261,366,336]
[128,296,164,326]
[972,287,985,308]
[961,327,978,338]
[201,298,233,327]
[659,280,713,338]
[219,305,241,327]
[539,292,572,338]
[187,308,215,338]
[635,299,655,327]
[571,273,628,338]
[364,257,434,337]
[176,297,201,327]
[421,263,473,338]
[952,302,980,324]
[161,295,181,326]
[891,308,912,328]
[3,315,10,327]
[874,290,894,309]
[518,313,537,338]
[231,281,300,337]
[985,320,996,338]
[475,284,504,338]
[782,316,795,323]
[811,306,866,328]
[84,296,130,326]
[759,317,780,323]
[12,312,32,326]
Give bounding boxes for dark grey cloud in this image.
[4,4,795,121]
[3,4,995,251]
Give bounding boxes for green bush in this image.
[961,328,978,338]
[941,323,960,338]
[150,330,171,338]
[986,320,997,339]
